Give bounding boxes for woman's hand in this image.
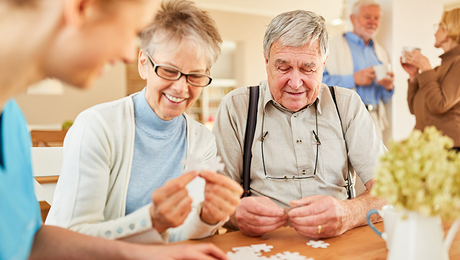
[403,49,432,72]
[199,171,243,225]
[150,172,198,233]
[401,56,419,83]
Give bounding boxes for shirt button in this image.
[105,231,111,237]
[141,219,146,227]
[293,113,298,118]
[302,169,306,175]
[117,228,123,234]
[296,140,302,144]
[129,224,135,230]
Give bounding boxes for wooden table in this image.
[173,222,460,259]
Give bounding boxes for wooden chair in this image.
[30,130,68,147]
[32,147,63,222]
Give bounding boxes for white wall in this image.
[206,10,273,88]
[376,0,443,141]
[15,62,126,125]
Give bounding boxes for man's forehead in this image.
[270,41,321,63]
[359,5,381,15]
[274,58,318,67]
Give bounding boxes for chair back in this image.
[30,130,68,147]
[32,147,63,220]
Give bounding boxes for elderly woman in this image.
[402,8,460,150]
[1,0,228,259]
[46,0,242,244]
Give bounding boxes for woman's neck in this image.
[442,39,459,53]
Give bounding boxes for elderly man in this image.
[322,0,394,137]
[212,9,386,238]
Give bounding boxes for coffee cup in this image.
[366,205,397,250]
[401,46,421,63]
[373,64,387,81]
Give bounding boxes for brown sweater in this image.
[407,45,460,147]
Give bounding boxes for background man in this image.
[213,9,386,238]
[322,0,394,137]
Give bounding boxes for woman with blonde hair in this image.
[403,8,460,151]
[0,0,227,259]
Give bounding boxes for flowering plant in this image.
[372,126,460,220]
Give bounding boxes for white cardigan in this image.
[46,93,224,243]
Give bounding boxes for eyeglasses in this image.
[260,102,320,180]
[433,23,443,32]
[145,52,212,87]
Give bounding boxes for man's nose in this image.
[288,70,303,89]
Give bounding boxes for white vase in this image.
[387,210,459,260]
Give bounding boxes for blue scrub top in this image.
[0,99,42,260]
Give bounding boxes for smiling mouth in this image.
[287,91,305,96]
[164,93,186,103]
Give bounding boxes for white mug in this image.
[401,46,421,63]
[373,64,388,81]
[366,205,397,250]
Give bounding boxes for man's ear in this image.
[264,54,269,70]
[349,14,355,25]
[323,54,328,66]
[63,0,95,27]
[138,50,148,80]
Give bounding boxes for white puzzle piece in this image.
[181,155,225,174]
[306,240,330,249]
[226,244,314,260]
[251,244,274,253]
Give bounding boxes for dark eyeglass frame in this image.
[260,101,320,180]
[145,51,212,87]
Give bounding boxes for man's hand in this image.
[288,195,348,238]
[234,196,287,236]
[150,172,198,233]
[199,171,243,225]
[376,71,394,91]
[354,67,375,86]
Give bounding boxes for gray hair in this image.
[139,0,222,69]
[351,0,381,16]
[263,10,329,62]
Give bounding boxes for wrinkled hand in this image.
[150,172,198,233]
[135,243,228,260]
[400,56,419,83]
[376,71,394,91]
[199,171,243,225]
[402,49,432,72]
[288,195,348,238]
[354,67,375,86]
[235,196,287,237]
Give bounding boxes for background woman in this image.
[46,0,243,243]
[0,0,227,259]
[402,8,460,150]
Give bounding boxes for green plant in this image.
[62,120,73,130]
[372,126,460,220]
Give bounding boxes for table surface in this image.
[173,222,460,259]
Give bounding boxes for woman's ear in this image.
[62,0,95,27]
[138,50,148,80]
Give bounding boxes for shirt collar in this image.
[344,32,374,48]
[260,80,324,115]
[439,44,460,61]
